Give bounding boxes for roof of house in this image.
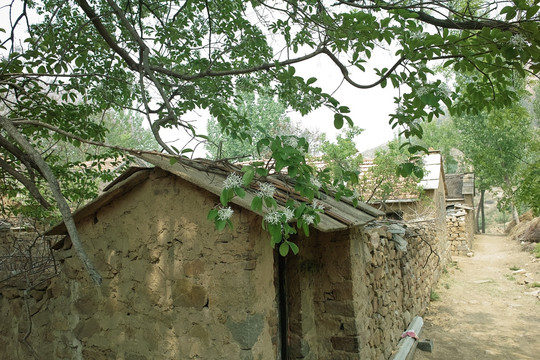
[358,152,447,204]
[47,152,384,235]
[445,173,475,200]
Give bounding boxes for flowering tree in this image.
[2,0,540,282]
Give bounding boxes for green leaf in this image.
[251,196,263,212]
[279,242,290,256]
[169,157,178,165]
[234,187,246,198]
[288,241,299,255]
[216,220,227,231]
[220,189,229,206]
[207,209,218,220]
[243,168,255,186]
[302,222,310,236]
[334,113,344,129]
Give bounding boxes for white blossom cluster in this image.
[283,136,299,149]
[416,83,451,98]
[346,188,360,201]
[264,207,295,225]
[223,173,242,189]
[410,31,427,41]
[283,207,295,222]
[416,86,429,97]
[217,206,234,221]
[311,199,325,211]
[311,178,322,189]
[508,34,528,50]
[257,182,276,198]
[264,210,282,225]
[302,214,315,225]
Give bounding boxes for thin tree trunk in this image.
[0,115,102,285]
[512,205,520,224]
[476,190,486,234]
[480,190,486,233]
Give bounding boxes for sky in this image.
[161,50,401,157]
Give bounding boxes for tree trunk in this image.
[476,190,486,234]
[512,205,520,224]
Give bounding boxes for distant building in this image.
[445,173,475,255]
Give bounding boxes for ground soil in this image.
[414,234,540,360]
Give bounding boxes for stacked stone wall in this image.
[447,209,474,255]
[352,220,448,360]
[285,219,449,360]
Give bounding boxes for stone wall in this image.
[354,220,447,360]
[283,219,448,360]
[446,209,474,256]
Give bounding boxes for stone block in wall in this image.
[325,300,354,317]
[331,336,359,353]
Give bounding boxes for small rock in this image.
[466,252,474,257]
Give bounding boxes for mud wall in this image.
[1,169,277,360]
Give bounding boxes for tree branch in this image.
[0,115,102,285]
[75,0,140,72]
[321,47,405,89]
[0,157,51,209]
[341,0,522,32]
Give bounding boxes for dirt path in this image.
[414,234,540,360]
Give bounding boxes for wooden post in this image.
[389,316,424,360]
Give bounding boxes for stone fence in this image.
[355,219,449,359]
[446,208,474,256]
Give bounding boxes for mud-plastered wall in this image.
[0,169,278,360]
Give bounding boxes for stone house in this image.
[445,173,475,255]
[360,152,448,227]
[0,153,450,359]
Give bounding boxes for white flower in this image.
[436,83,451,97]
[217,207,234,221]
[311,178,322,189]
[302,214,315,225]
[508,34,527,50]
[311,199,325,211]
[283,208,295,222]
[410,31,426,41]
[264,210,282,225]
[257,182,276,198]
[416,86,429,97]
[284,136,299,149]
[223,173,242,189]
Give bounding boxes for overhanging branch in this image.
[0,115,102,285]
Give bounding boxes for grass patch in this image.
[509,265,521,271]
[505,274,516,281]
[533,243,540,259]
[430,290,440,301]
[529,282,540,288]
